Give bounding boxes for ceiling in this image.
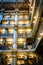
[0,0,29,10]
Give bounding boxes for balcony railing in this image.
[18,32,32,37]
[0,23,31,27]
[0,50,12,52]
[0,34,13,38]
[19,16,29,20]
[18,23,31,27]
[0,24,14,28]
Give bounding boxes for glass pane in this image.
[18,0,24,2]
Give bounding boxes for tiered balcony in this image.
[0,27,14,38]
[0,24,14,28]
[18,27,32,37]
[18,20,30,27]
[18,33,32,38]
[18,14,29,20]
[0,12,30,27]
[0,10,33,51]
[17,38,27,49]
[0,38,13,48]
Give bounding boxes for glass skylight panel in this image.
[2,0,24,2]
[18,0,24,2]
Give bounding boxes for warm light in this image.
[18,55,24,59]
[17,60,24,64]
[24,15,28,18]
[17,60,20,64]
[19,15,23,18]
[18,29,24,33]
[33,20,37,24]
[18,54,25,58]
[18,38,26,46]
[18,38,26,42]
[0,38,3,41]
[0,41,2,45]
[40,32,43,36]
[26,28,32,33]
[6,38,13,42]
[4,15,10,18]
[18,42,24,46]
[17,52,26,59]
[7,58,12,64]
[18,21,24,24]
[6,57,12,64]
[0,28,6,34]
[6,42,13,45]
[0,38,3,44]
[2,21,9,24]
[29,53,36,58]
[18,42,26,46]
[4,53,12,64]
[37,37,42,40]
[18,41,26,43]
[25,20,29,24]
[6,54,11,58]
[10,20,14,24]
[4,53,11,56]
[8,28,14,34]
[10,15,15,18]
[18,20,29,25]
[34,16,37,19]
[28,60,33,65]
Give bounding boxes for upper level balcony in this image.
[0,37,16,50]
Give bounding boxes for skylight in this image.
[0,0,24,2]
[18,0,24,2]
